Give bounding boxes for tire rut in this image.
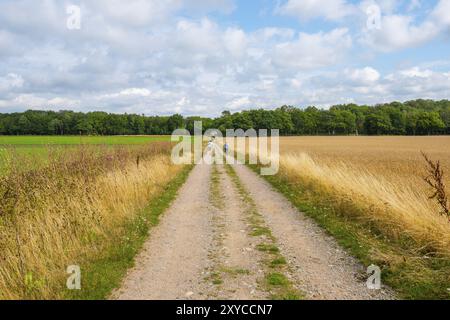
[205,165,268,300]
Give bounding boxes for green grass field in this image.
[0,135,171,173]
[0,135,169,145]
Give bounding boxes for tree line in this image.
[0,99,449,136]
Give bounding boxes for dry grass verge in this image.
[0,143,184,299]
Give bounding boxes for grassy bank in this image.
[252,159,450,299]
[0,142,188,299]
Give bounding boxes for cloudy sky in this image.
[0,0,449,116]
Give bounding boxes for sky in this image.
[0,0,449,117]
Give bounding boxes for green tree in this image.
[215,111,233,133]
[48,119,64,135]
[76,118,93,135]
[303,107,320,135]
[406,111,419,135]
[18,115,31,134]
[439,107,450,134]
[332,110,357,135]
[274,108,294,135]
[384,106,407,135]
[1,98,449,137]
[167,114,185,133]
[365,112,393,135]
[232,112,253,130]
[416,112,445,135]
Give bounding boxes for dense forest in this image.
[0,99,449,136]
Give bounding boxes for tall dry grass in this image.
[0,143,182,299]
[278,137,450,258]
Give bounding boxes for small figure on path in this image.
[223,143,229,155]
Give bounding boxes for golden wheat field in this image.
[278,136,450,258]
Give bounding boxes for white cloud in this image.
[361,14,439,52]
[92,0,181,27]
[396,67,433,79]
[360,0,399,14]
[226,96,251,110]
[0,94,80,110]
[346,67,380,84]
[254,28,296,42]
[119,88,152,97]
[99,88,152,99]
[175,19,221,53]
[0,30,17,56]
[90,0,235,27]
[360,0,450,52]
[47,97,81,107]
[383,67,450,97]
[432,0,450,27]
[0,73,24,92]
[273,28,352,69]
[176,96,190,106]
[224,28,248,58]
[277,0,355,21]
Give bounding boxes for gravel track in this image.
[113,163,214,300]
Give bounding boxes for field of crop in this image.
[280,136,450,186]
[270,136,450,299]
[278,137,450,246]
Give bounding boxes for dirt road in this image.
[114,163,214,300]
[114,161,395,300]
